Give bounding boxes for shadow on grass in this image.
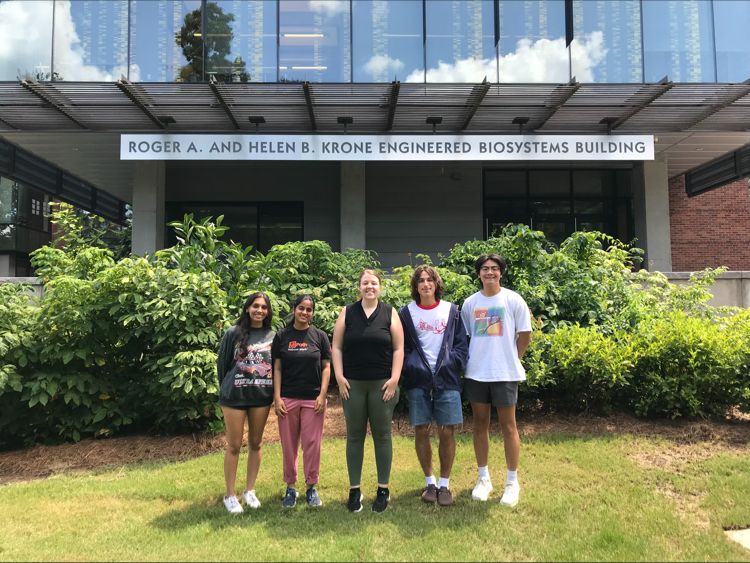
[149,486,497,538]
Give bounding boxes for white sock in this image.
[438,477,450,489]
[425,475,437,487]
[507,470,518,483]
[478,465,490,479]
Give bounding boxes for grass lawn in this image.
[0,432,748,562]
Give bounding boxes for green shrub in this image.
[524,325,633,413]
[627,312,746,418]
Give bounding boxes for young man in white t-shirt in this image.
[461,253,532,507]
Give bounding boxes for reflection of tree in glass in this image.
[176,2,248,83]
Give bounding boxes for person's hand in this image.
[381,378,399,402]
[274,397,287,418]
[336,376,350,401]
[314,393,327,414]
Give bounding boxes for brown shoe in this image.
[421,483,438,503]
[437,486,454,506]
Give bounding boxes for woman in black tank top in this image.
[332,269,404,513]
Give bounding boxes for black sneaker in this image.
[372,487,390,513]
[347,488,363,513]
[282,486,297,508]
[306,485,322,507]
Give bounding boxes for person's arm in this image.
[316,359,331,414]
[452,308,469,370]
[216,329,233,388]
[382,307,404,402]
[273,358,287,417]
[516,331,532,359]
[331,306,350,400]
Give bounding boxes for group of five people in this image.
[216,253,532,514]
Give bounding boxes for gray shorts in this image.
[463,379,519,408]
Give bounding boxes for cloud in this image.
[309,0,348,18]
[363,55,404,81]
[0,0,138,81]
[405,32,606,83]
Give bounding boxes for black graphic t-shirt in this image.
[272,325,331,400]
[217,326,275,408]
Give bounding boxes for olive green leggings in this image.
[341,378,400,486]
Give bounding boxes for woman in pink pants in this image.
[272,294,331,508]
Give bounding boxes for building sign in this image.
[121,134,654,161]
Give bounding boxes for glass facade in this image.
[0,176,51,276]
[1,0,748,84]
[484,168,633,245]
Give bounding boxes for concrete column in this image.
[633,160,673,272]
[131,161,165,256]
[340,161,366,250]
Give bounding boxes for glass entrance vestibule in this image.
[483,168,634,245]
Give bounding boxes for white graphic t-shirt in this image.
[407,300,451,373]
[461,289,532,382]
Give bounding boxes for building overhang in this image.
[2,80,750,198]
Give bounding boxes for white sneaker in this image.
[500,481,520,507]
[471,476,493,501]
[223,495,244,514]
[242,490,261,509]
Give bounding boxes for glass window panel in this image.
[485,170,526,197]
[615,170,632,196]
[530,199,571,215]
[534,219,571,245]
[166,204,259,249]
[130,0,202,82]
[714,1,750,82]
[279,0,350,83]
[573,200,605,214]
[643,0,715,83]
[485,198,528,218]
[529,170,570,196]
[577,220,605,233]
[53,0,128,81]
[259,203,303,252]
[208,1,277,83]
[0,0,53,80]
[571,0,642,83]
[573,170,614,196]
[352,0,423,83]
[498,0,568,82]
[425,0,496,83]
[0,177,17,223]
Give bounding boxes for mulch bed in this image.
[1,394,748,485]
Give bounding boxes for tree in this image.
[175,2,249,83]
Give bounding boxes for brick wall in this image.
[669,175,750,271]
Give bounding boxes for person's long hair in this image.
[235,292,273,347]
[286,294,316,327]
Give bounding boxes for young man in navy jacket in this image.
[399,266,468,506]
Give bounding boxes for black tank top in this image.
[342,300,393,380]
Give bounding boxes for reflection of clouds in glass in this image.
[363,54,404,80]
[0,0,136,81]
[406,32,606,83]
[309,0,348,18]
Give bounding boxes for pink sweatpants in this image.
[278,398,325,486]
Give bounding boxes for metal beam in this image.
[611,77,673,130]
[20,80,87,129]
[385,80,400,131]
[531,80,580,131]
[209,81,240,129]
[684,79,750,130]
[302,82,317,131]
[459,79,490,131]
[0,115,16,130]
[116,79,166,129]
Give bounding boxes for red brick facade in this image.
[669,175,750,271]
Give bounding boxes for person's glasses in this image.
[480,266,501,273]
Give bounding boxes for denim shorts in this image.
[463,379,519,408]
[406,387,464,427]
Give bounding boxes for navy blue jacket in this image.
[399,302,468,392]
